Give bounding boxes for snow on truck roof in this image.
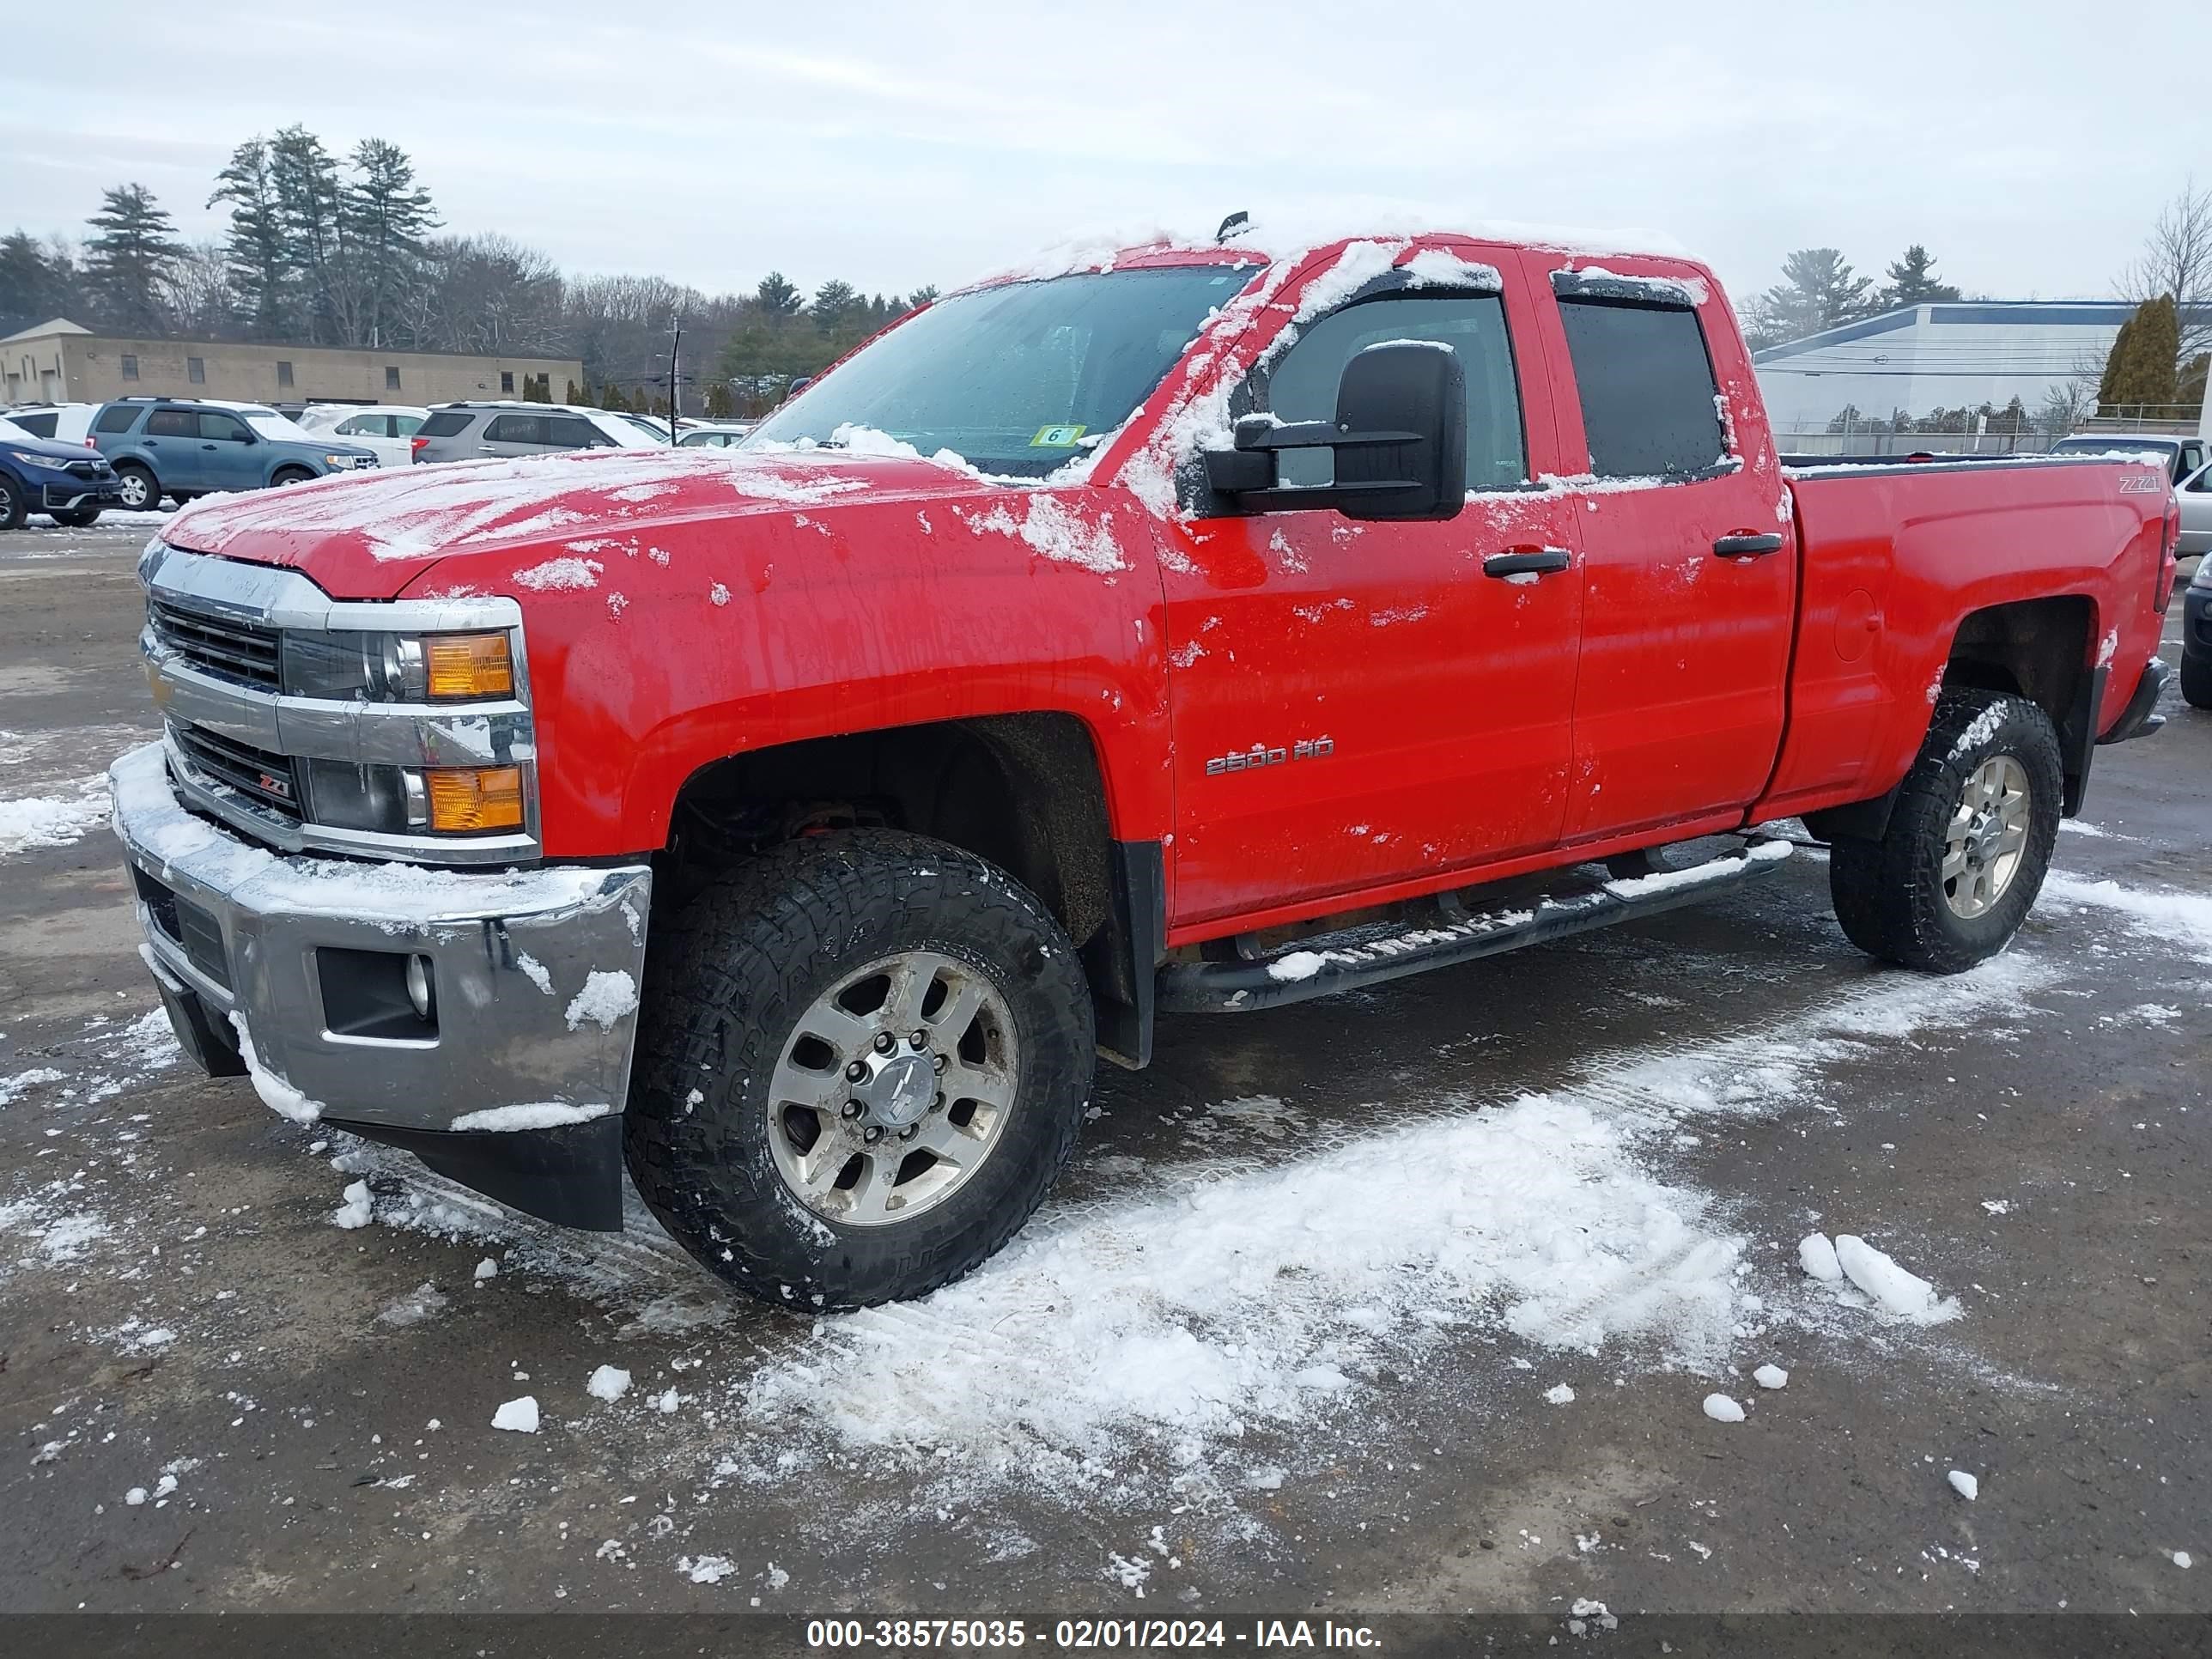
[978,209,1689,287]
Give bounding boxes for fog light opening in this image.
[404,954,435,1020]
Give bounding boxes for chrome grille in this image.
[149,598,282,690]
[169,721,301,822]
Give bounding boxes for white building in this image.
[1753,301,2135,440]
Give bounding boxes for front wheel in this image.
[269,466,316,488]
[48,507,101,528]
[1829,689,2063,974]
[626,830,1095,1310]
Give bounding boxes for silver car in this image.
[411,403,637,464]
[2179,460,2212,557]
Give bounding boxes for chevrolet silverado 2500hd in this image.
[111,224,2178,1308]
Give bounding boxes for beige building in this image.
[2,319,581,408]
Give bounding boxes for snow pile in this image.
[586,1364,632,1403]
[331,1181,373,1230]
[1545,1383,1576,1405]
[1948,1470,1978,1501]
[1753,1364,1789,1390]
[1832,1235,1959,1324]
[491,1395,539,1433]
[1403,249,1504,291]
[1701,1393,1745,1423]
[1797,1233,1844,1281]
[0,775,109,857]
[749,1088,1746,1470]
[375,1281,448,1328]
[680,1555,735,1584]
[2041,872,2212,963]
[564,970,639,1032]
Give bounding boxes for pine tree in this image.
[1878,245,1962,309]
[811,279,860,336]
[565,379,583,404]
[904,285,939,310]
[0,231,76,334]
[1745,248,1875,348]
[2098,296,2182,417]
[339,137,439,348]
[754,272,803,317]
[210,138,292,339]
[270,126,345,344]
[82,184,185,335]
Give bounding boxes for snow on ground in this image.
[0,774,109,856]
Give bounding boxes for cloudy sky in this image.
[6,1,2207,306]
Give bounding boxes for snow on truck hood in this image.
[156,445,988,600]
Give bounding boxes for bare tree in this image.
[166,240,237,339]
[2118,178,2212,360]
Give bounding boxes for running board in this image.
[1157,839,1794,1013]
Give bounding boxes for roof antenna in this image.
[1215,210,1251,245]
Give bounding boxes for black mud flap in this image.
[155,979,246,1079]
[328,1112,626,1231]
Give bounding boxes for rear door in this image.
[1157,248,1586,928]
[1516,253,1797,842]
[480,413,552,457]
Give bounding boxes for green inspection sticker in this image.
[1030,423,1086,447]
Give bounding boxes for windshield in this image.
[746,263,1261,477]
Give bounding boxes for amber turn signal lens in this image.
[425,766,526,833]
[424,633,514,700]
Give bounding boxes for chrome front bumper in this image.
[111,741,650,1227]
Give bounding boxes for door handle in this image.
[1483,547,1572,578]
[200,442,217,450]
[1712,532,1785,558]
[478,445,499,453]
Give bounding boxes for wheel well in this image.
[1939,595,2094,727]
[663,713,1118,951]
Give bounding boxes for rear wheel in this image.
[1829,689,2062,973]
[2183,650,2212,710]
[626,830,1095,1310]
[0,475,25,531]
[113,464,159,511]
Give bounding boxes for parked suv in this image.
[0,412,124,528]
[411,403,637,464]
[88,398,378,509]
[295,404,431,469]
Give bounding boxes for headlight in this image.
[281,631,514,702]
[8,449,71,471]
[324,453,356,467]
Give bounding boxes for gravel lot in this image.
[2,520,2204,1632]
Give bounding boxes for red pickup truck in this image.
[111,222,2179,1309]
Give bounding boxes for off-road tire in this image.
[48,506,101,527]
[2182,649,2212,711]
[1829,689,2062,974]
[0,475,25,531]
[113,464,159,511]
[626,829,1095,1310]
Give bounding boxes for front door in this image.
[1156,254,1585,931]
[1516,252,1799,842]
[195,410,263,492]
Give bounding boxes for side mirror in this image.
[1203,340,1466,520]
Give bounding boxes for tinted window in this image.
[145,408,197,438]
[1557,300,1725,478]
[13,411,57,437]
[485,414,550,445]
[418,410,472,439]
[1266,294,1527,491]
[545,416,602,447]
[94,404,139,434]
[199,412,252,442]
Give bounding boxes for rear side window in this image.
[94,404,141,434]
[15,411,57,437]
[1265,293,1528,491]
[391,415,422,437]
[417,410,473,439]
[1557,300,1726,479]
[485,414,549,445]
[145,408,198,438]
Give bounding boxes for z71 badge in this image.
[1206,736,1334,775]
[2116,472,2163,493]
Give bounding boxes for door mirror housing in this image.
[1203,340,1467,520]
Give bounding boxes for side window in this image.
[391,415,422,437]
[1556,299,1726,479]
[145,408,197,438]
[484,414,548,445]
[417,410,471,439]
[335,415,370,435]
[2179,443,2204,482]
[546,416,599,447]
[94,404,140,434]
[1264,294,1527,491]
[199,412,252,442]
